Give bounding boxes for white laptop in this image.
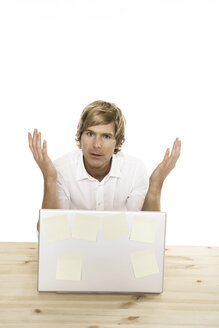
[38,209,166,294]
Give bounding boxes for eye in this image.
[103,135,110,139]
[87,131,93,137]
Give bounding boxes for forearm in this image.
[141,183,162,211]
[37,180,59,232]
[42,179,59,209]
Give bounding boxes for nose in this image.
[93,136,102,149]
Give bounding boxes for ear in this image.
[114,144,120,153]
[115,141,121,149]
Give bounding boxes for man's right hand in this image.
[28,129,57,183]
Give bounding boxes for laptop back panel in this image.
[38,209,166,293]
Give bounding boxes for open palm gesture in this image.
[150,138,181,189]
[28,129,57,182]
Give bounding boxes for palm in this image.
[150,138,181,188]
[28,129,57,181]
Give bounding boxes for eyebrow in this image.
[85,129,114,137]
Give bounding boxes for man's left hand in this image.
[149,138,181,190]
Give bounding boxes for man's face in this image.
[80,122,118,172]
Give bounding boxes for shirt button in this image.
[98,202,101,206]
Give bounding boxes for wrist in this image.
[148,179,163,195]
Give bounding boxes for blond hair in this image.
[75,100,126,154]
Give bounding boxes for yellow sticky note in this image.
[56,254,82,281]
[42,215,71,243]
[130,216,158,243]
[72,213,100,241]
[102,213,129,241]
[130,249,159,278]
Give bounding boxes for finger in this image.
[162,148,170,163]
[176,138,181,152]
[36,131,43,161]
[28,132,35,156]
[168,139,181,168]
[170,138,177,157]
[29,130,38,160]
[32,129,37,146]
[42,140,49,160]
[28,132,33,150]
[170,138,181,158]
[173,138,181,158]
[32,129,39,160]
[174,137,181,149]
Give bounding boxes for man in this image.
[28,100,181,231]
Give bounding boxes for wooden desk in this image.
[0,243,218,327]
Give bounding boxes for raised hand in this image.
[149,138,181,190]
[28,129,57,183]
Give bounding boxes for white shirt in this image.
[53,149,149,211]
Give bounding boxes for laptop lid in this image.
[38,209,166,294]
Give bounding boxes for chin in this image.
[87,157,102,164]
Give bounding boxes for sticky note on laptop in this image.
[130,249,159,278]
[42,214,71,243]
[130,216,158,243]
[56,254,82,281]
[102,213,129,240]
[72,213,100,241]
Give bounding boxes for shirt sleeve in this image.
[56,170,71,209]
[125,161,149,211]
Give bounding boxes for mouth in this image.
[90,153,103,157]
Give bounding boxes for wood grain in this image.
[0,243,218,327]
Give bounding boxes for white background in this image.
[0,0,218,245]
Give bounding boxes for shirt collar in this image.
[108,153,121,179]
[76,150,121,181]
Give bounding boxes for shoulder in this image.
[116,152,148,184]
[53,149,81,170]
[115,151,146,168]
[115,152,147,178]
